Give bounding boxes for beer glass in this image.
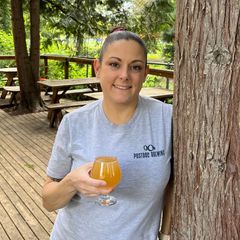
[90,156,121,206]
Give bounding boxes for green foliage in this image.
[0,30,15,69]
[0,0,11,32]
[38,0,176,60]
[40,38,102,79]
[127,0,175,50]
[0,0,176,60]
[40,60,91,80]
[162,42,174,62]
[40,0,128,54]
[144,75,174,90]
[0,31,14,55]
[0,1,13,56]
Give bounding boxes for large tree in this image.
[173,0,240,239]
[11,0,43,112]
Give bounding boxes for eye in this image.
[130,65,143,72]
[109,62,120,69]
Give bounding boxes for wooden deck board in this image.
[0,182,38,239]
[0,174,48,239]
[0,109,57,239]
[0,221,11,240]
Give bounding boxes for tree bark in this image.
[172,0,240,239]
[11,0,42,112]
[30,0,40,91]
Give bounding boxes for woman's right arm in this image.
[42,175,77,212]
[42,162,110,212]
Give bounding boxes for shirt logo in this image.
[133,145,165,159]
[143,144,155,151]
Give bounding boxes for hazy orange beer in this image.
[91,156,122,188]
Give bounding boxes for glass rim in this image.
[95,156,118,162]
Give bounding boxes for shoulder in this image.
[68,99,100,116]
[140,96,172,116]
[60,100,101,126]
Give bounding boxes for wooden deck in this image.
[0,109,57,239]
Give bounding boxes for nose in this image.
[119,66,129,80]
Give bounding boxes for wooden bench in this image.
[47,88,93,97]
[64,107,79,113]
[1,77,19,83]
[0,77,19,86]
[3,86,20,106]
[0,77,19,91]
[47,100,95,127]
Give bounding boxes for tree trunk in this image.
[30,0,41,94]
[76,33,83,56]
[11,0,42,112]
[172,0,240,239]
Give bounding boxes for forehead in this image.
[103,39,146,59]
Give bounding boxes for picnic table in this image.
[0,67,18,99]
[84,87,174,101]
[38,77,100,127]
[38,77,100,104]
[3,86,20,107]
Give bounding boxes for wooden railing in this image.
[0,55,174,88]
[40,54,96,79]
[0,55,95,79]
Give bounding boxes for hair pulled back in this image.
[99,31,147,63]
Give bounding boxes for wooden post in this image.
[64,59,69,79]
[44,57,48,78]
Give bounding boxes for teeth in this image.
[114,84,131,90]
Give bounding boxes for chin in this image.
[114,96,138,105]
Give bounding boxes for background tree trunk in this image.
[29,0,41,93]
[11,0,42,112]
[172,0,240,239]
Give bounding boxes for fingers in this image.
[84,162,94,173]
[85,176,106,188]
[80,185,113,196]
[80,163,107,187]
[71,162,114,196]
[82,187,113,197]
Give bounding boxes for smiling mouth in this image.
[113,84,132,90]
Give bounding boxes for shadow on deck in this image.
[0,109,57,239]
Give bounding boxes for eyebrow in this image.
[109,56,145,64]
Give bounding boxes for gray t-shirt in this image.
[47,96,172,240]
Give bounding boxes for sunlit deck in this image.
[0,109,57,239]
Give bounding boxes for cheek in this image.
[99,68,116,80]
[99,72,114,88]
[131,73,145,84]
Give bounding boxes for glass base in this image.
[96,195,117,206]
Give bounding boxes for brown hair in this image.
[99,30,147,63]
[109,26,127,33]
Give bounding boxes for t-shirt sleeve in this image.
[46,115,72,179]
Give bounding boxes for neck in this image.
[102,100,138,125]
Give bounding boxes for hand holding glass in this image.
[90,156,121,206]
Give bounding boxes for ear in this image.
[93,59,101,77]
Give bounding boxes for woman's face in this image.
[94,39,148,106]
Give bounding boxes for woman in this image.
[42,30,172,240]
